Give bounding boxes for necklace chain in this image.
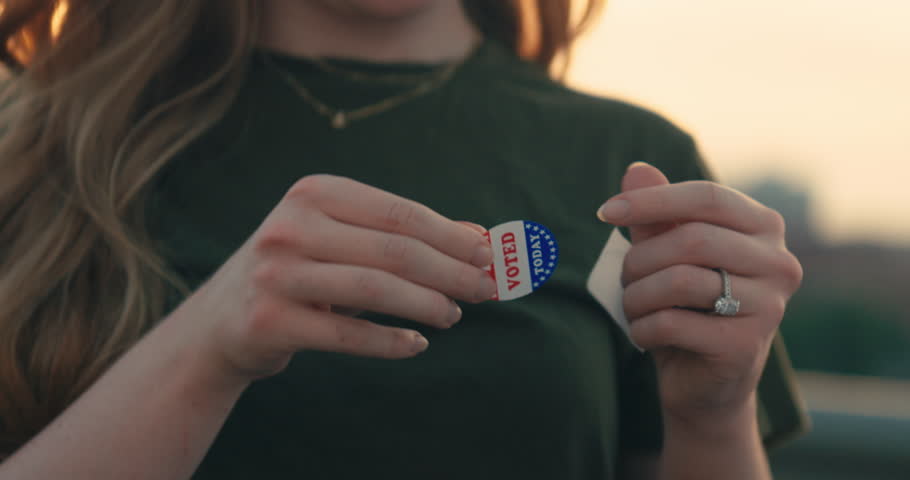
[262,49,473,129]
[308,57,440,85]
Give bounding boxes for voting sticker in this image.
[482,220,559,301]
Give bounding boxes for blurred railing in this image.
[769,372,910,479]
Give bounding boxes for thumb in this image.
[620,162,674,243]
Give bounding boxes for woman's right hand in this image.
[177,174,497,380]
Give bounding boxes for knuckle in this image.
[667,265,699,299]
[353,270,383,301]
[453,261,479,301]
[251,260,284,290]
[383,200,424,232]
[679,223,710,257]
[774,250,803,293]
[254,222,299,254]
[382,236,412,273]
[701,181,726,212]
[287,174,337,202]
[764,207,787,234]
[246,299,284,337]
[784,252,804,291]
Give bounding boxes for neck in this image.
[257,0,481,63]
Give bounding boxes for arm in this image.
[657,394,771,479]
[621,397,770,480]
[0,175,495,480]
[0,305,250,479]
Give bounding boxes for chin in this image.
[325,0,439,19]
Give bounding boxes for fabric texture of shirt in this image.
[147,40,808,479]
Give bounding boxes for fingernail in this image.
[598,199,630,222]
[447,300,463,327]
[471,244,493,268]
[476,275,498,302]
[461,222,487,234]
[411,333,429,354]
[628,161,651,170]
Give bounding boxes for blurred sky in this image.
[568,0,910,246]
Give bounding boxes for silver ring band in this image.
[712,268,741,316]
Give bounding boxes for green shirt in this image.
[148,41,807,479]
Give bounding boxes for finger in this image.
[629,307,768,355]
[599,180,781,235]
[329,305,364,317]
[285,219,497,303]
[620,222,780,286]
[456,221,488,234]
[619,162,676,243]
[286,175,493,268]
[257,260,463,329]
[622,264,764,320]
[293,307,431,359]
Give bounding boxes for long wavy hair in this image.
[0,0,603,455]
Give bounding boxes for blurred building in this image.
[740,177,817,248]
[741,177,910,327]
[741,179,910,479]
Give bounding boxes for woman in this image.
[0,0,806,478]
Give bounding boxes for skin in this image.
[0,1,802,479]
[257,0,481,62]
[603,163,802,479]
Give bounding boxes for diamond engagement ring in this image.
[712,268,741,316]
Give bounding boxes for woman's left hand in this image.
[598,162,803,428]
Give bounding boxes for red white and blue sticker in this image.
[482,220,559,301]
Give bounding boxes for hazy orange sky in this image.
[568,0,910,245]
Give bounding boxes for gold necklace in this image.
[309,57,437,85]
[262,49,472,129]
